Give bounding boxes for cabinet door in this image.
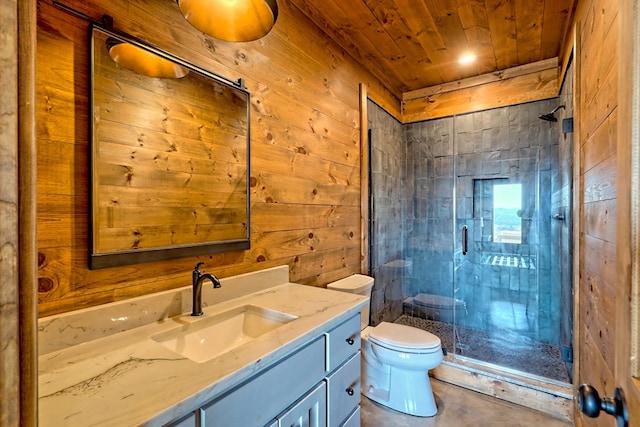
[278,382,327,427]
[326,353,360,426]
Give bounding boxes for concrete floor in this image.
[360,378,572,427]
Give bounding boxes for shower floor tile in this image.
[394,315,570,383]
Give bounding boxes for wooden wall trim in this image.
[401,58,559,123]
[18,0,38,424]
[0,0,20,425]
[402,57,559,101]
[558,0,579,93]
[570,19,582,421]
[618,0,640,418]
[614,0,640,412]
[359,83,369,274]
[558,20,576,95]
[621,0,640,379]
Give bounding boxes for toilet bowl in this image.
[327,274,443,417]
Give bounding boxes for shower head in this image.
[539,105,566,122]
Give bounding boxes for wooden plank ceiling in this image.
[290,0,577,97]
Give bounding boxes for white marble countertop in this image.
[38,266,367,426]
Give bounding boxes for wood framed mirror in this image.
[90,26,250,269]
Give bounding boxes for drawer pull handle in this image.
[346,388,355,396]
[346,337,355,345]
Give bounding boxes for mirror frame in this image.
[89,25,251,269]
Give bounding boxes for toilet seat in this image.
[369,322,441,353]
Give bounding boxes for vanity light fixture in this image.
[106,38,190,79]
[176,0,279,42]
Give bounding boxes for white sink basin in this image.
[152,305,297,363]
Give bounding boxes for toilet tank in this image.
[326,274,374,330]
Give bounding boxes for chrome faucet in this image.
[191,262,222,316]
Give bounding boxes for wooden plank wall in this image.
[36,0,400,317]
[574,0,619,425]
[401,58,560,122]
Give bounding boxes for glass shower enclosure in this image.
[368,97,573,384]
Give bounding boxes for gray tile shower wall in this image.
[368,100,406,325]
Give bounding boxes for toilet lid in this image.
[368,322,441,351]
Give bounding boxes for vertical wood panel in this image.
[570,19,582,423]
[617,0,640,419]
[574,0,619,425]
[360,83,369,274]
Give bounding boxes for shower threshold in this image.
[435,355,573,422]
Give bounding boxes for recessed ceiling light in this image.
[459,54,476,64]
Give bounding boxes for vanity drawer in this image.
[326,352,360,427]
[202,336,325,426]
[326,314,360,371]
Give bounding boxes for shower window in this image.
[473,179,524,244]
[493,184,522,244]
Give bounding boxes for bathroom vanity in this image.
[38,266,367,426]
[171,314,361,426]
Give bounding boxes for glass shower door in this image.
[451,103,569,382]
[453,170,541,366]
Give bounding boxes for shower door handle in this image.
[461,225,468,256]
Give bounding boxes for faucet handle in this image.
[194,262,205,272]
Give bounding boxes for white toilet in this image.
[327,274,443,417]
